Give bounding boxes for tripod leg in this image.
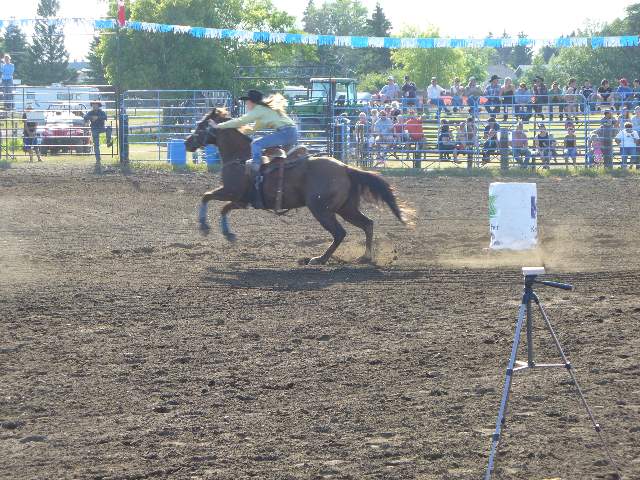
[533,295,622,476]
[485,303,527,480]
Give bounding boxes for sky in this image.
[0,0,634,60]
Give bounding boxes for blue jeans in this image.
[467,96,480,117]
[451,95,463,109]
[251,126,298,167]
[620,146,637,168]
[92,130,102,162]
[513,147,531,166]
[429,98,448,113]
[2,79,13,109]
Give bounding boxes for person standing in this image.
[599,109,616,168]
[532,77,549,120]
[484,75,502,115]
[22,105,42,162]
[615,121,639,169]
[84,101,110,171]
[1,54,15,110]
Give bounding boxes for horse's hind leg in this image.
[307,207,346,265]
[338,202,374,262]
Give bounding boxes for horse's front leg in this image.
[199,187,231,235]
[219,201,248,242]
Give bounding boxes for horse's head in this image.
[184,108,232,152]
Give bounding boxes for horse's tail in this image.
[346,166,412,225]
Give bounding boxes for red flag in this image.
[117,0,126,27]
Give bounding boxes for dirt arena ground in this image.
[1,163,639,480]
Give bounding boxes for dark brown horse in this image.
[185,108,409,265]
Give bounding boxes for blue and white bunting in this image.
[0,18,638,50]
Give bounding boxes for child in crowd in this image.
[564,126,578,166]
[512,122,531,167]
[535,124,552,169]
[549,81,564,121]
[564,78,579,122]
[588,129,603,166]
[437,119,456,159]
[454,121,467,163]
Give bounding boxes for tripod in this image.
[484,267,621,480]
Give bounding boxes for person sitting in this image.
[450,77,465,113]
[401,75,418,110]
[534,124,552,169]
[563,78,579,123]
[484,115,501,138]
[464,77,483,118]
[373,110,394,159]
[437,119,455,159]
[498,125,511,171]
[632,106,640,134]
[389,101,402,121]
[632,79,640,110]
[427,77,450,115]
[393,114,409,143]
[484,75,502,115]
[548,81,564,121]
[581,81,596,113]
[215,89,298,173]
[379,76,401,103]
[453,121,467,163]
[511,122,531,167]
[482,127,499,163]
[597,79,613,110]
[514,83,533,122]
[615,78,633,113]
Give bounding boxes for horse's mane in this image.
[205,108,251,137]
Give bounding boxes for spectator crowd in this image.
[340,73,640,169]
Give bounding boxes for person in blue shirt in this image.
[84,101,112,170]
[1,54,15,110]
[615,78,633,113]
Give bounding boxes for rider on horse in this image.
[214,89,298,173]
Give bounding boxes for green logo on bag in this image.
[489,194,497,218]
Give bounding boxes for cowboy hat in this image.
[239,89,265,104]
[490,74,501,82]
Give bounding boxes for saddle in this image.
[250,145,309,211]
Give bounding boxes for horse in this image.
[185,108,410,265]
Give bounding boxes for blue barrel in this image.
[167,139,186,166]
[204,145,220,165]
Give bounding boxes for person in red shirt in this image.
[405,109,426,168]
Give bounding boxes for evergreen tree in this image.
[364,2,392,71]
[509,32,533,68]
[2,25,28,79]
[24,0,73,85]
[86,36,106,84]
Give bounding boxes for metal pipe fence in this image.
[122,89,233,162]
[329,96,640,170]
[0,85,117,161]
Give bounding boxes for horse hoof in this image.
[198,223,211,236]
[356,255,373,265]
[223,232,237,242]
[307,256,324,266]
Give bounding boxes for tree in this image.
[86,36,106,84]
[391,28,491,89]
[509,33,533,68]
[301,0,369,75]
[24,0,73,84]
[97,0,301,90]
[2,25,28,79]
[364,2,392,71]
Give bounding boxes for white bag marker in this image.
[489,182,537,250]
